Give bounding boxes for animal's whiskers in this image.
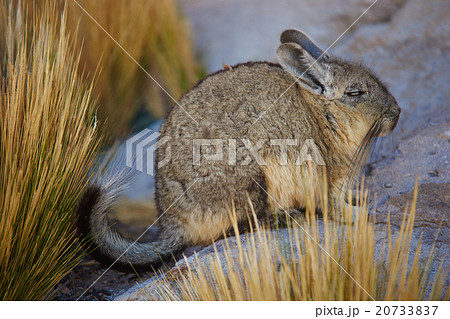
[339,118,383,201]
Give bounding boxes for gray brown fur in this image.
[76,29,400,272]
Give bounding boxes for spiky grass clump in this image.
[158,181,449,301]
[0,1,100,300]
[65,0,202,139]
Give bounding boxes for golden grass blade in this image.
[0,0,100,300]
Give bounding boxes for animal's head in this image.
[277,29,400,137]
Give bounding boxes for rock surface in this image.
[113,0,449,300]
[178,0,407,72]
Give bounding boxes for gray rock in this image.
[179,0,406,72]
[376,183,449,250]
[366,120,450,207]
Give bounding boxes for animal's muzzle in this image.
[386,105,401,129]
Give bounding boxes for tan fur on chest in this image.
[263,157,323,211]
[332,106,371,154]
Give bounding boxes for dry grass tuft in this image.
[0,0,100,300]
[64,0,202,139]
[158,180,448,301]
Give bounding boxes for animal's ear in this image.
[280,29,328,60]
[277,42,333,97]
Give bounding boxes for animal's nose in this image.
[389,105,401,118]
[395,105,401,116]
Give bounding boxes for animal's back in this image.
[155,63,293,242]
[159,62,294,138]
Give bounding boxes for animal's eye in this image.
[345,90,365,97]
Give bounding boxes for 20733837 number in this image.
[375,306,438,316]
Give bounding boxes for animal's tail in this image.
[76,176,184,273]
